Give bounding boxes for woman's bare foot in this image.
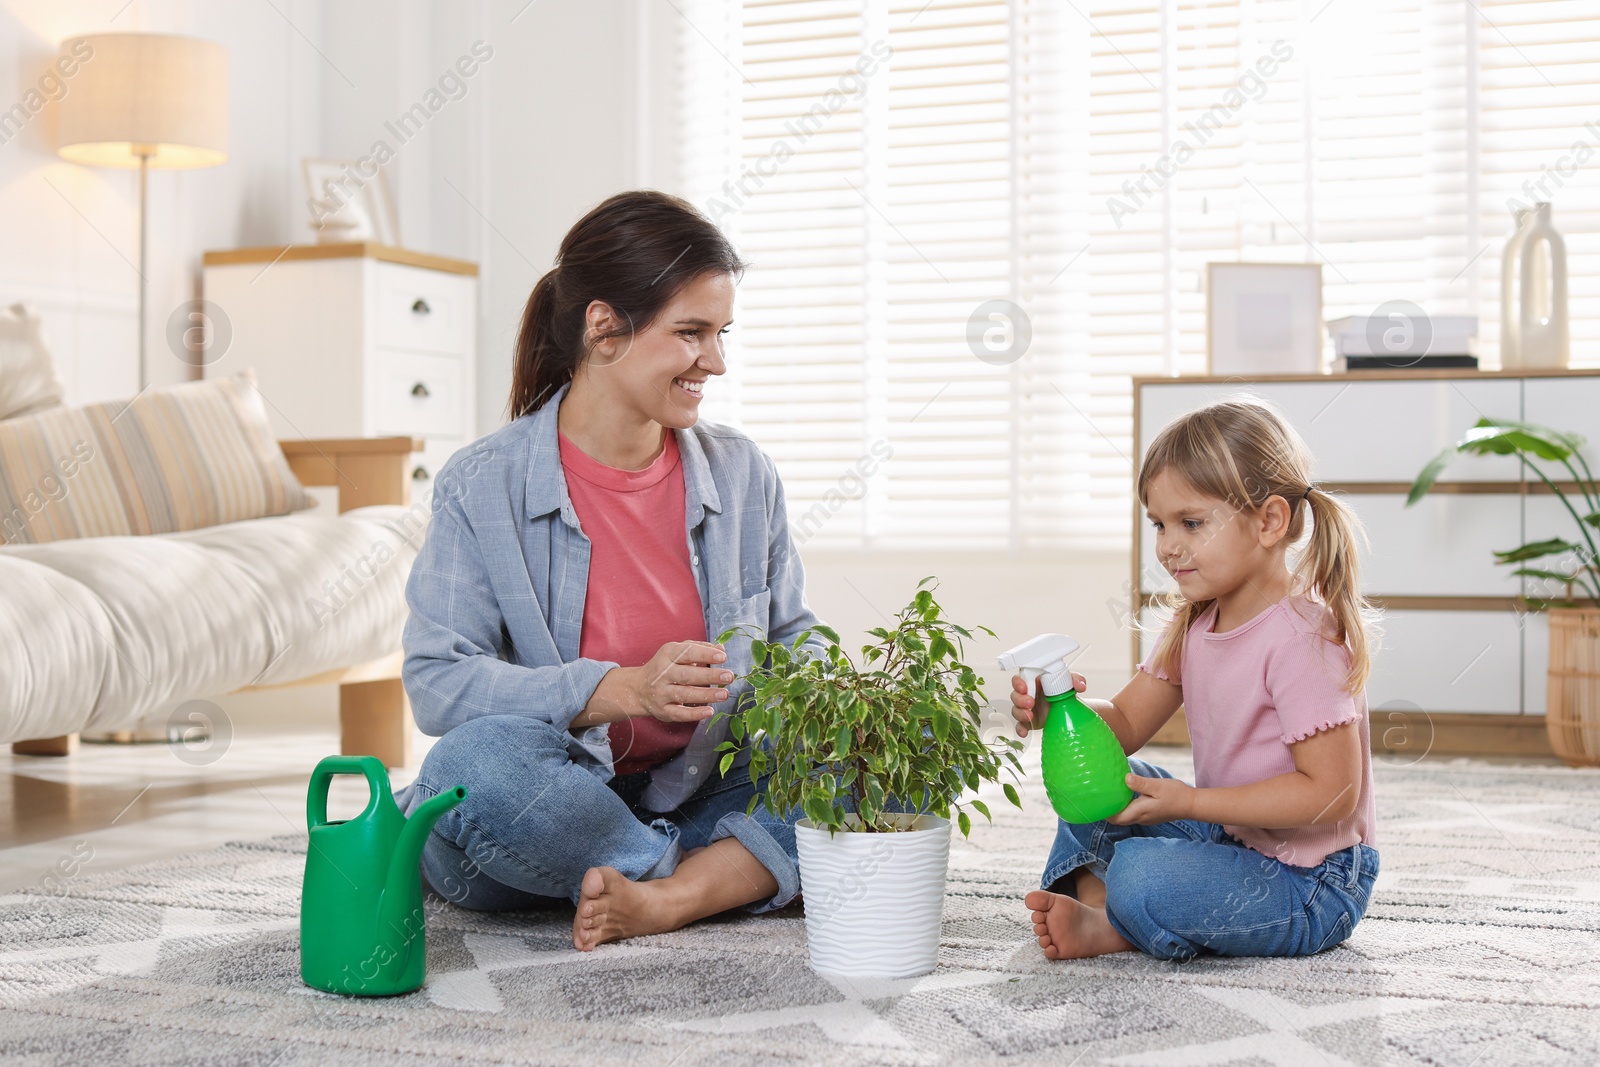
[572,867,684,951]
[1024,890,1134,960]
[570,839,780,951]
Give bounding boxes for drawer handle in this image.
[411,381,431,398]
[412,465,429,481]
[412,298,431,315]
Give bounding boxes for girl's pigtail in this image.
[1297,487,1378,692]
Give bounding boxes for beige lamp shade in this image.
[56,33,228,169]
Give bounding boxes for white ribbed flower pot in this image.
[794,813,952,978]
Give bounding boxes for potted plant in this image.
[715,578,1024,978]
[1409,418,1600,765]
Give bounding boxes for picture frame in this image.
[302,158,401,246]
[1205,262,1324,376]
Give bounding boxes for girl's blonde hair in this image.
[1137,397,1377,692]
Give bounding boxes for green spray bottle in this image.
[999,633,1133,823]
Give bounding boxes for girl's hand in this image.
[635,641,734,722]
[1107,772,1195,825]
[1009,671,1088,738]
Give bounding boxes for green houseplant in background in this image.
[715,578,1024,977]
[1409,418,1600,766]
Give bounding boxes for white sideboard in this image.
[1133,369,1600,755]
[201,243,478,509]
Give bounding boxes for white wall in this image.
[0,0,324,402]
[2,0,1136,736]
[801,550,1136,699]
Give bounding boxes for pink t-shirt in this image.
[1140,596,1376,868]
[559,429,706,776]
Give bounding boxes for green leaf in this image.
[1585,511,1600,529]
[1459,420,1573,462]
[719,751,737,777]
[900,633,925,652]
[813,623,841,644]
[957,810,971,837]
[970,799,991,822]
[1512,567,1581,583]
[1003,782,1022,809]
[1407,445,1456,506]
[834,725,852,756]
[1470,417,1585,455]
[1494,538,1580,563]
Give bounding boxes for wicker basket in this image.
[1547,607,1600,767]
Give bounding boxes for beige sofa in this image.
[0,304,427,767]
[5,436,427,768]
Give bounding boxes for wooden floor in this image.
[1,725,436,895]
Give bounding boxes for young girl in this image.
[1011,397,1379,961]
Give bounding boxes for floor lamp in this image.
[56,33,229,392]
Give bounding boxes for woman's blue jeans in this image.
[411,715,801,913]
[1042,758,1379,960]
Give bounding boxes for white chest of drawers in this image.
[1133,369,1600,755]
[201,243,478,508]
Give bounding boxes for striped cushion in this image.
[0,370,313,545]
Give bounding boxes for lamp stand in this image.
[137,149,149,391]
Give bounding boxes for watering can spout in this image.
[379,785,466,938]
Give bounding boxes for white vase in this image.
[1499,208,1532,368]
[1517,201,1570,369]
[794,813,951,978]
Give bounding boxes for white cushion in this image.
[0,303,66,421]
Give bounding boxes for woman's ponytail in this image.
[505,190,747,421]
[509,267,575,419]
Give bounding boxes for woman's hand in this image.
[1107,772,1195,825]
[1009,671,1087,738]
[633,641,735,722]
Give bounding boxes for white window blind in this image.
[676,0,1600,553]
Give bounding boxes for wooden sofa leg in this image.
[12,734,79,756]
[340,679,413,769]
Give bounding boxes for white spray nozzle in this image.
[997,633,1081,697]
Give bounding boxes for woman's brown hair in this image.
[1138,397,1378,692]
[507,190,747,419]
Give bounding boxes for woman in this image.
[397,191,828,950]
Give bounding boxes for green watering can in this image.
[300,755,466,996]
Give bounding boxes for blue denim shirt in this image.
[398,382,828,812]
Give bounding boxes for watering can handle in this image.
[307,755,391,830]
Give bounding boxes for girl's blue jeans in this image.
[411,715,801,914]
[1042,758,1379,960]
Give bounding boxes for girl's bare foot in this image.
[572,866,684,951]
[1024,890,1135,960]
[1073,868,1107,908]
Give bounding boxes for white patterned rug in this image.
[2,747,1598,1066]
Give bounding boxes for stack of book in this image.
[1326,315,1478,371]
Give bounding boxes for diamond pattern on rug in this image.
[0,750,1597,1066]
